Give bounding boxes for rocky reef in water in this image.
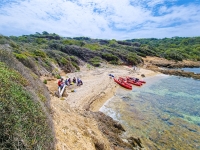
[82,111,144,150]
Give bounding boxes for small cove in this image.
[100,72,200,149]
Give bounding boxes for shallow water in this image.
[100,74,200,150]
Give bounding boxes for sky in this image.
[0,0,200,40]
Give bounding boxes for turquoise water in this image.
[100,74,200,149]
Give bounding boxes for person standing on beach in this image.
[133,65,137,72]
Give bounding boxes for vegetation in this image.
[43,79,47,84]
[89,56,102,67]
[126,37,200,61]
[3,32,199,68]
[0,62,53,149]
[0,32,199,149]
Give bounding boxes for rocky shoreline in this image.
[45,57,199,150]
[143,57,200,79]
[44,64,156,150]
[84,111,144,150]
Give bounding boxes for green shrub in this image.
[14,53,37,71]
[14,53,28,61]
[62,39,74,45]
[127,54,142,65]
[102,53,119,62]
[84,43,100,51]
[33,50,46,58]
[72,62,80,70]
[164,50,183,61]
[43,79,47,84]
[60,57,69,65]
[70,56,79,64]
[0,37,8,44]
[110,60,118,65]
[9,41,18,48]
[35,38,47,44]
[0,62,53,149]
[89,56,102,67]
[55,74,61,79]
[137,52,146,57]
[87,64,91,69]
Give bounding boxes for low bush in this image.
[102,53,119,62]
[127,55,142,65]
[33,49,46,58]
[0,62,53,149]
[0,37,8,44]
[60,57,69,65]
[43,79,47,84]
[72,62,80,70]
[89,56,102,67]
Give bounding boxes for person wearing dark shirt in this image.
[68,78,71,85]
[77,78,83,86]
[73,77,76,83]
[65,79,69,86]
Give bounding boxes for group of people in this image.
[58,77,83,89]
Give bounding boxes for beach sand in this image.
[41,64,160,150]
[47,65,158,111]
[42,64,160,112]
[63,64,159,111]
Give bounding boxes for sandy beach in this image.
[44,64,160,111]
[41,64,160,150]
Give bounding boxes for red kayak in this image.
[126,77,146,84]
[127,79,143,86]
[114,78,132,90]
[119,77,142,86]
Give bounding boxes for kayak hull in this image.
[114,78,132,90]
[126,77,146,84]
[127,79,143,86]
[120,77,142,86]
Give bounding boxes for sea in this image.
[100,68,200,150]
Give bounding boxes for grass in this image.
[0,62,53,149]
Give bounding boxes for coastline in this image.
[42,59,200,149]
[64,65,160,111]
[42,64,161,150]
